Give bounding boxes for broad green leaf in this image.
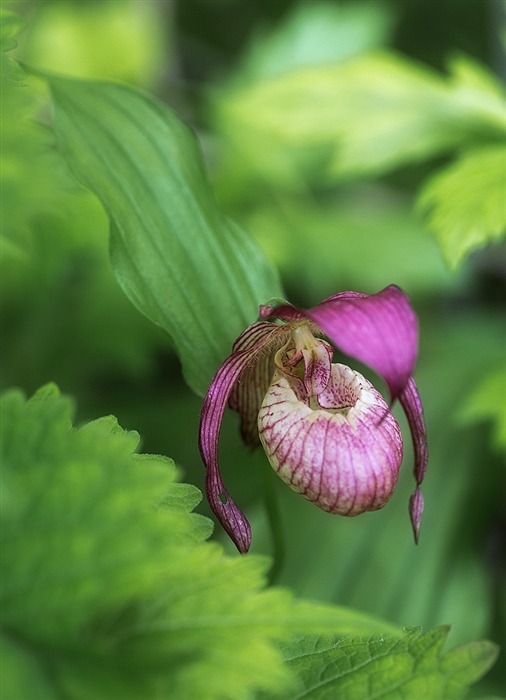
[459,362,506,451]
[418,145,506,268]
[1,385,402,700]
[43,73,282,395]
[260,628,499,700]
[213,52,506,187]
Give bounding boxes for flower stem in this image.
[262,459,285,585]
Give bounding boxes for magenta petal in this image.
[199,322,283,553]
[304,285,418,400]
[399,377,428,543]
[398,377,428,486]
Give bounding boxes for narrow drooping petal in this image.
[399,376,428,543]
[409,488,424,546]
[304,285,418,400]
[199,322,285,553]
[258,363,403,516]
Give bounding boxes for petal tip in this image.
[205,474,252,554]
[409,487,424,544]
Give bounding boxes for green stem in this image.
[262,459,285,585]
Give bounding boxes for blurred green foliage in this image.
[16,0,167,88]
[1,385,409,700]
[2,1,506,697]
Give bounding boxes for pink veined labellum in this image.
[199,285,428,554]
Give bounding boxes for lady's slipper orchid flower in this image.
[199,285,427,554]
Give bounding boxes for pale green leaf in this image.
[418,145,506,268]
[1,385,401,700]
[459,362,506,451]
[260,628,499,700]
[447,54,506,130]
[214,51,506,187]
[43,73,282,395]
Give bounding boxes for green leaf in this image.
[459,362,506,451]
[214,51,506,187]
[260,627,499,700]
[42,73,282,395]
[1,385,401,700]
[418,145,506,268]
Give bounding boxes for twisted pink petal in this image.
[399,377,428,543]
[199,322,287,553]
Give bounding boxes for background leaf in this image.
[418,145,506,268]
[459,362,506,452]
[213,52,506,188]
[43,73,282,396]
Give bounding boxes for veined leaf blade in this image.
[259,628,499,699]
[44,73,282,395]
